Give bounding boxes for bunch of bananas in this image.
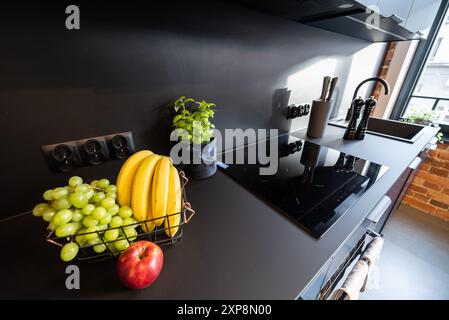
[116,150,182,238]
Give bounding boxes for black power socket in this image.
[41,132,135,173]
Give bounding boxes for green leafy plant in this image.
[172,96,216,145]
[403,108,444,143]
[402,108,437,125]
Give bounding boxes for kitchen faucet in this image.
[345,77,390,121]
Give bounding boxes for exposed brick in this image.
[405,190,415,197]
[430,199,449,210]
[429,150,439,158]
[443,188,449,196]
[416,171,449,185]
[437,143,449,150]
[429,167,449,177]
[428,190,449,206]
[423,181,443,192]
[444,163,449,171]
[415,193,430,203]
[411,176,425,186]
[420,163,431,172]
[409,184,427,194]
[437,149,449,161]
[402,195,414,205]
[434,209,449,222]
[426,158,444,168]
[405,197,436,214]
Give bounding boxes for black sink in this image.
[329,117,425,143]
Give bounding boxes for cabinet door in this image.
[378,0,414,26]
[405,0,442,37]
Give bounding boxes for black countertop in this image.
[0,125,439,299]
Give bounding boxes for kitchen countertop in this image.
[0,125,439,299]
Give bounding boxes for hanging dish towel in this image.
[333,260,369,300]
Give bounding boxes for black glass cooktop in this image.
[218,135,389,238]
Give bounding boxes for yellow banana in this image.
[151,156,171,226]
[131,154,161,221]
[164,165,182,238]
[116,150,153,207]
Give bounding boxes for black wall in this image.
[0,1,371,219]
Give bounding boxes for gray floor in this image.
[360,204,449,300]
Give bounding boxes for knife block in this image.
[307,100,332,139]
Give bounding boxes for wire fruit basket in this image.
[46,171,195,262]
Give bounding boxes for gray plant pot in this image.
[184,139,217,180]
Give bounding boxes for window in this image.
[429,37,443,60]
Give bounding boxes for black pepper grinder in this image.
[355,96,377,140]
[344,97,365,140]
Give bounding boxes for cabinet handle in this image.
[389,14,404,25]
[366,196,392,224]
[408,157,422,170]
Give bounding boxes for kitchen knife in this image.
[320,76,331,101]
[326,77,339,102]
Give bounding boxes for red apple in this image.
[117,241,163,289]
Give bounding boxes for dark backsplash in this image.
[0,1,371,219]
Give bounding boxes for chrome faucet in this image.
[345,77,390,121]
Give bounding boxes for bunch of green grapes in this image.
[32,176,140,262]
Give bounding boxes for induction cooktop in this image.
[218,135,389,238]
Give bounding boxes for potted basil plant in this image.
[171,96,217,179]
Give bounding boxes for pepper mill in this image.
[355,97,377,140]
[344,97,365,140]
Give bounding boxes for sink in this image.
[329,117,425,143]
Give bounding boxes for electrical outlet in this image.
[41,142,83,173]
[42,132,135,172]
[77,137,110,166]
[105,132,135,160]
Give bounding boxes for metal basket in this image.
[46,171,195,262]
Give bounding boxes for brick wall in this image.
[403,143,449,221]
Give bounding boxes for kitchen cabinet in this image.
[405,0,442,38]
[237,0,443,42]
[377,0,414,26]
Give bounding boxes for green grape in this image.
[114,239,130,251]
[84,227,99,241]
[107,243,120,256]
[90,180,99,188]
[53,209,73,226]
[109,216,123,228]
[122,217,138,229]
[100,213,112,225]
[123,228,138,241]
[68,176,83,187]
[60,242,79,262]
[106,192,117,200]
[75,183,90,193]
[92,207,107,220]
[82,215,99,227]
[82,204,95,215]
[33,203,49,217]
[48,221,58,231]
[75,228,87,246]
[97,224,108,231]
[104,229,120,241]
[93,243,107,253]
[43,190,54,201]
[51,197,71,210]
[92,192,106,203]
[107,204,120,216]
[42,208,57,222]
[55,222,82,238]
[71,210,84,222]
[118,206,133,219]
[105,185,117,194]
[52,187,68,200]
[98,179,110,189]
[100,197,115,209]
[88,237,101,246]
[85,189,95,200]
[69,192,89,209]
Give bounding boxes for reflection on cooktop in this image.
[218,135,389,238]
